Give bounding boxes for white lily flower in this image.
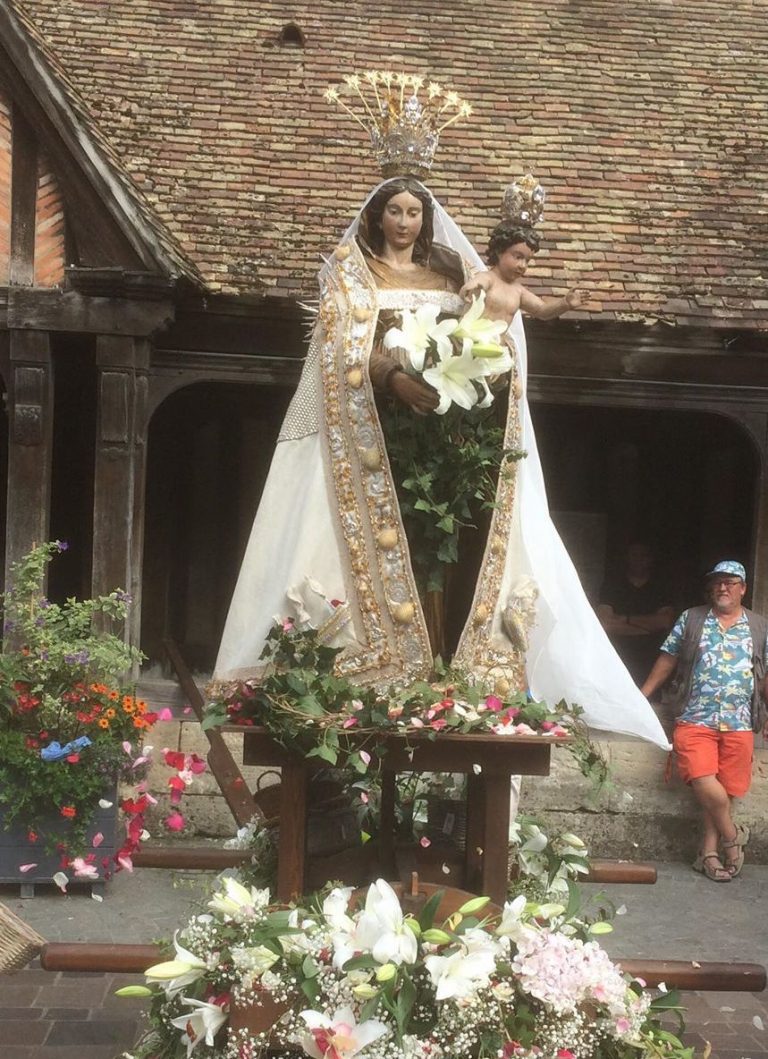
[383,305,457,372]
[207,876,269,920]
[521,824,548,853]
[322,885,355,932]
[496,895,537,945]
[421,338,484,415]
[170,996,228,1056]
[424,946,496,1000]
[144,933,207,996]
[353,879,418,965]
[299,1005,389,1059]
[454,290,507,346]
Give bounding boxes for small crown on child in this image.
[323,71,472,178]
[502,174,546,227]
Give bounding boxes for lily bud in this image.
[471,341,506,358]
[375,963,397,982]
[422,928,453,945]
[457,895,491,915]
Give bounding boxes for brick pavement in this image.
[1,863,767,1058]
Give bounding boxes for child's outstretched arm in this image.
[520,286,588,320]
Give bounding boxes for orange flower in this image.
[98,718,110,729]
[133,717,147,729]
[105,708,116,719]
[108,691,119,701]
[122,701,136,714]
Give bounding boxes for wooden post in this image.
[4,330,54,587]
[92,335,149,648]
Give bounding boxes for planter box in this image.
[0,798,119,897]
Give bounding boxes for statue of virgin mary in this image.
[212,74,669,750]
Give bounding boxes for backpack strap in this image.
[668,605,708,718]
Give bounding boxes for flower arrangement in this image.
[205,622,604,787]
[121,840,695,1059]
[0,542,168,879]
[383,291,511,415]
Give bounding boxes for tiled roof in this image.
[12,0,768,327]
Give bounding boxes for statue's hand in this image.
[389,370,439,415]
[565,288,588,309]
[459,276,485,300]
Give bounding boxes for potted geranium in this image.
[0,541,156,891]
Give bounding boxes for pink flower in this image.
[420,836,431,848]
[430,718,447,731]
[359,750,371,766]
[282,617,294,631]
[92,832,104,848]
[485,695,503,712]
[410,717,424,729]
[342,717,358,729]
[165,811,185,832]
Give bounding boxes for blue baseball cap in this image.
[705,560,746,581]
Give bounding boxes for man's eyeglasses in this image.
[710,578,743,588]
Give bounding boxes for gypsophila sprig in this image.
[121,871,700,1058]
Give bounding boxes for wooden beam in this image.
[583,860,657,885]
[38,943,766,994]
[164,638,260,828]
[7,287,175,338]
[4,329,53,587]
[9,102,37,286]
[133,846,249,870]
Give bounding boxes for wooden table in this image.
[239,727,558,905]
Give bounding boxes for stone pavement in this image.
[1,861,767,1058]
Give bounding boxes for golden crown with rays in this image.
[324,71,472,178]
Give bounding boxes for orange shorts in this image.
[673,722,754,797]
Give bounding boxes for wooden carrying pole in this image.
[38,942,766,993]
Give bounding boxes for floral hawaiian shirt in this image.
[661,609,767,731]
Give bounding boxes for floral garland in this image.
[205,622,607,788]
[119,826,695,1059]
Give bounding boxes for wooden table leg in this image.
[464,772,485,895]
[276,761,308,900]
[479,771,511,905]
[380,769,397,878]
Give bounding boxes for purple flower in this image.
[112,590,133,604]
[54,540,69,552]
[39,598,52,609]
[3,620,15,633]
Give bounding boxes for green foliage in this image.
[380,402,525,592]
[0,542,149,853]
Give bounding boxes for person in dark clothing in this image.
[597,542,674,684]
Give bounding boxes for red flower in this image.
[27,830,38,843]
[66,754,80,764]
[60,806,76,819]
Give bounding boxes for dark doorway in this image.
[531,403,759,613]
[142,381,292,673]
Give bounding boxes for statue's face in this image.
[380,191,424,253]
[495,241,535,281]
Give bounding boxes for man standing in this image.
[641,561,768,882]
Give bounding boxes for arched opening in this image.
[532,403,760,612]
[141,380,293,673]
[279,22,305,47]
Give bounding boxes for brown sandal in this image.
[692,851,732,882]
[722,824,750,878]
